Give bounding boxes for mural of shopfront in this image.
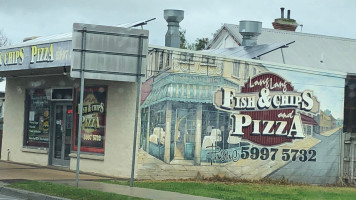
[140,73,239,165]
[138,46,346,185]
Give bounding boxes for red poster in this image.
[73,86,107,153]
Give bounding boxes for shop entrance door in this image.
[52,103,73,167]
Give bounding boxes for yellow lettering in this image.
[19,48,24,64]
[0,52,2,66]
[13,51,17,64]
[96,117,100,128]
[31,46,37,63]
[83,134,92,141]
[15,51,19,63]
[44,47,49,61]
[7,52,12,64]
[3,53,7,65]
[37,48,42,62]
[49,44,54,61]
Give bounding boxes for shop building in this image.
[0,9,355,185]
[0,29,145,178]
[0,31,349,184]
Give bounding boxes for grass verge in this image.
[8,180,147,200]
[102,179,356,200]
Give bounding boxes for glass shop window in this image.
[24,89,51,147]
[73,86,107,154]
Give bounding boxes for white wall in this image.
[1,75,139,178]
[69,81,138,178]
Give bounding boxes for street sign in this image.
[71,23,148,82]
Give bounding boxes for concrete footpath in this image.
[0,161,218,200]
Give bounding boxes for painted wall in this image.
[139,49,346,185]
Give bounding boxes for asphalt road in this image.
[0,194,23,200]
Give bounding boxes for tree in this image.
[0,29,10,83]
[193,37,209,50]
[180,28,210,51]
[180,29,189,49]
[0,29,10,47]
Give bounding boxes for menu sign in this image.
[26,89,50,147]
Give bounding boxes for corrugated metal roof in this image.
[1,32,72,49]
[210,23,356,74]
[202,42,294,59]
[22,32,72,44]
[9,21,150,48]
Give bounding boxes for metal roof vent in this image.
[23,36,40,42]
[239,21,262,46]
[164,9,184,48]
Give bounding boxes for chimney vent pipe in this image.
[280,7,285,18]
[164,9,184,48]
[239,20,262,46]
[287,10,291,19]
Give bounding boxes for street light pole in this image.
[75,27,87,187]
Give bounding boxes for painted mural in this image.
[138,49,345,185]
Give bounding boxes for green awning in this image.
[141,73,239,108]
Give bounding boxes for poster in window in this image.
[73,86,107,153]
[26,89,50,147]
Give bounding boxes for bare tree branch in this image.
[0,29,10,82]
[0,29,11,47]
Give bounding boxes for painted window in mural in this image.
[232,61,240,78]
[24,89,50,147]
[244,63,249,80]
[202,55,216,65]
[73,86,107,154]
[140,107,149,151]
[172,102,197,160]
[146,104,166,160]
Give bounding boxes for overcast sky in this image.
[1,0,355,46]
